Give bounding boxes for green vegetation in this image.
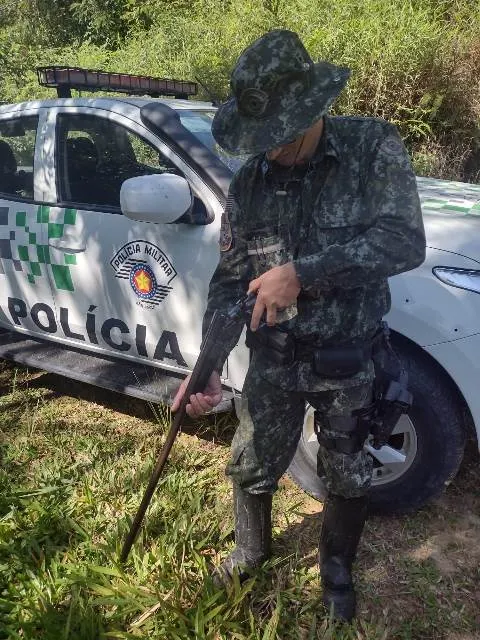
[1,362,480,639]
[1,0,480,181]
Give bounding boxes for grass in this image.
[1,360,480,639]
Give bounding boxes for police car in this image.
[1,66,479,515]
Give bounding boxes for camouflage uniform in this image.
[203,30,426,619]
[204,114,425,498]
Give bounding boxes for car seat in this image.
[66,137,98,200]
[65,136,119,207]
[0,140,18,195]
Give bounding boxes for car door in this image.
[45,105,223,374]
[0,109,59,337]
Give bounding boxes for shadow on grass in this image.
[276,440,480,550]
[26,369,238,446]
[5,600,107,640]
[0,390,58,428]
[0,471,120,639]
[271,447,480,638]
[0,492,85,578]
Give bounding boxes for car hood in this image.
[417,177,480,263]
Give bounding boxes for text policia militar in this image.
[5,297,187,366]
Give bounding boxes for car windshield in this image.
[178,110,248,173]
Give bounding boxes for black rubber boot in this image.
[212,484,272,588]
[319,494,368,622]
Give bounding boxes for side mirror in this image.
[120,173,193,223]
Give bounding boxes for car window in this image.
[178,110,248,173]
[55,113,211,223]
[0,116,38,201]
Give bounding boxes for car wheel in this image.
[288,341,467,515]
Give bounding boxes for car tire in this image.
[288,340,467,515]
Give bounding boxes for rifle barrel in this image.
[120,311,223,562]
[120,405,185,562]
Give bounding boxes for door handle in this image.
[46,208,86,252]
[48,238,86,252]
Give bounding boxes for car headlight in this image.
[433,267,480,294]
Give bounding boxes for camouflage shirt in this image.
[203,115,426,391]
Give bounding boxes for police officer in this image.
[172,29,426,621]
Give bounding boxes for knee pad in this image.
[314,413,370,455]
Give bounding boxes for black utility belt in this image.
[245,326,372,379]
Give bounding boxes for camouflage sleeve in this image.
[201,179,252,372]
[294,124,426,291]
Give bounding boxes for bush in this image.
[1,0,480,181]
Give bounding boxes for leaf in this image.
[129,602,162,628]
[88,583,117,597]
[203,603,226,624]
[101,632,140,639]
[261,598,281,640]
[88,564,125,578]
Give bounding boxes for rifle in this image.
[120,294,254,563]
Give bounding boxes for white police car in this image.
[0,67,479,515]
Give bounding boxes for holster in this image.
[368,323,413,448]
[245,325,295,365]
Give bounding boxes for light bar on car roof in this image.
[36,66,197,99]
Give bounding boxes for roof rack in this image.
[36,66,198,100]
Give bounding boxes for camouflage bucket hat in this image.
[212,29,351,155]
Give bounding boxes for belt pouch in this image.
[313,345,368,378]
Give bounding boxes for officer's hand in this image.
[248,262,301,331]
[171,371,223,418]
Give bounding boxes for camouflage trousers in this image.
[226,366,374,499]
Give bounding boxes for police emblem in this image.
[110,241,177,308]
[130,263,157,300]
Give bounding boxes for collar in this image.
[260,115,342,176]
[310,115,342,166]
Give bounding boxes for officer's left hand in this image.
[248,262,301,331]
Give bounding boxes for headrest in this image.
[0,140,17,174]
[66,137,98,164]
